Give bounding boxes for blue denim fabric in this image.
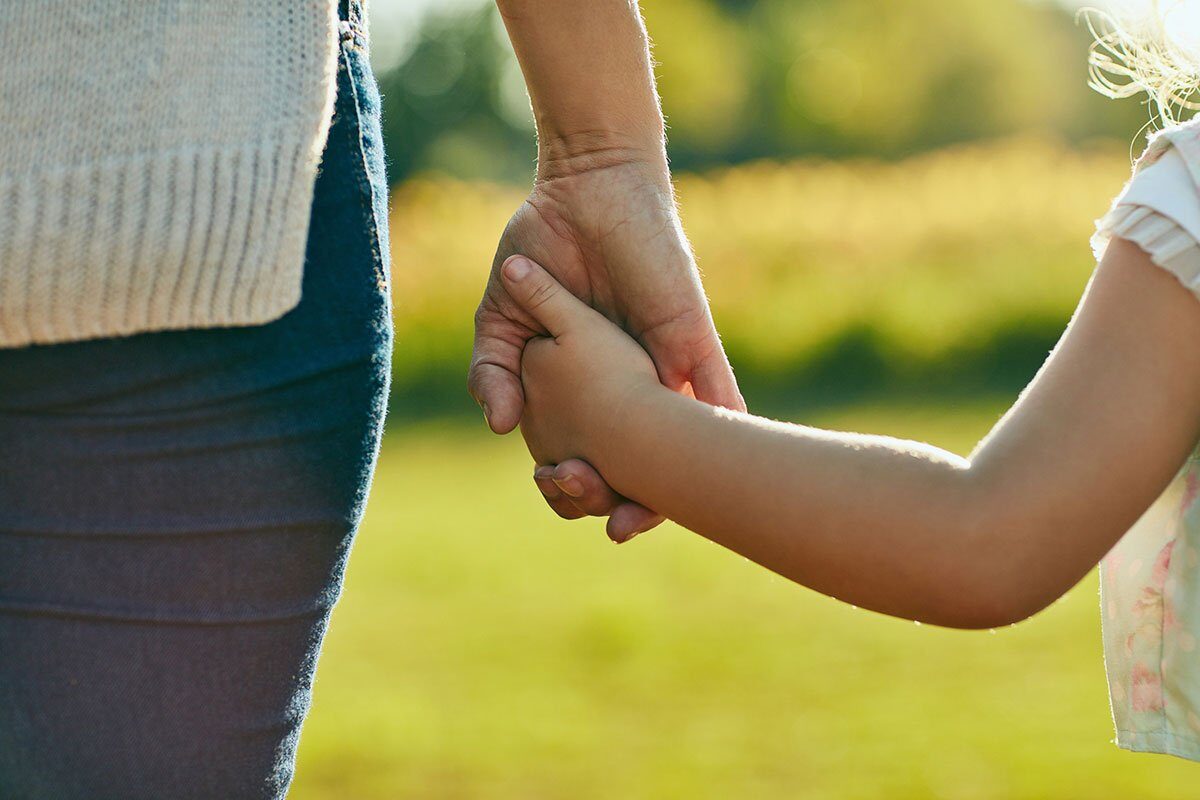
[0,1,393,797]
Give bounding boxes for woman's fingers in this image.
[468,301,528,435]
[533,467,587,520]
[549,459,624,516]
[688,344,747,413]
[551,460,665,540]
[532,460,666,542]
[606,503,666,544]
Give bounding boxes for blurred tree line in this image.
[380,0,1149,186]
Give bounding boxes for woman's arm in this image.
[509,238,1200,630]
[495,0,665,174]
[473,0,744,536]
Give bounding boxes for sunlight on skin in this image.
[508,235,1200,628]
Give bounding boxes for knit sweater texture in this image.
[0,1,340,347]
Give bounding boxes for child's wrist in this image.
[587,379,679,481]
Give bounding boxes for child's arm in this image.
[505,238,1200,629]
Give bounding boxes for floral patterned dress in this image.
[1093,115,1200,760]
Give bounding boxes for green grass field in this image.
[288,398,1199,799]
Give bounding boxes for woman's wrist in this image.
[498,0,668,182]
[535,129,668,183]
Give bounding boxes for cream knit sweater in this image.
[0,1,340,347]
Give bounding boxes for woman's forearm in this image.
[496,0,666,176]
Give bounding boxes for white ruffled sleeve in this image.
[1092,134,1200,294]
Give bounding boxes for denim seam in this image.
[339,0,368,51]
[338,21,367,52]
[338,40,388,293]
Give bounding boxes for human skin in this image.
[505,236,1200,630]
[470,0,744,538]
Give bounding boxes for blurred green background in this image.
[289,0,1199,797]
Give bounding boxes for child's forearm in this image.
[508,215,1200,630]
[586,241,1200,629]
[589,388,1014,628]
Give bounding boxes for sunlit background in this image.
[290,1,1200,797]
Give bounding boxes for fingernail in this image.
[534,466,554,481]
[503,256,533,282]
[552,476,583,498]
[610,528,638,544]
[481,402,491,425]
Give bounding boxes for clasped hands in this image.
[468,155,743,542]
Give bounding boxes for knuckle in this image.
[474,299,504,330]
[551,502,584,521]
[465,357,489,393]
[580,497,617,516]
[525,281,558,310]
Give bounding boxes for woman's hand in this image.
[476,0,742,537]
[468,151,744,537]
[496,255,663,505]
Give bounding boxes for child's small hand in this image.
[499,255,662,471]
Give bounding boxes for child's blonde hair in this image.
[1083,0,1200,125]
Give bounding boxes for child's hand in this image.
[499,255,662,472]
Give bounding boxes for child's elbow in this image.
[933,538,1065,630]
[915,495,1079,629]
[941,588,1049,630]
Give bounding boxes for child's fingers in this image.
[533,467,588,520]
[499,255,594,338]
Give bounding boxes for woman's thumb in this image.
[500,256,589,337]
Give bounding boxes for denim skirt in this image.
[0,1,393,797]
